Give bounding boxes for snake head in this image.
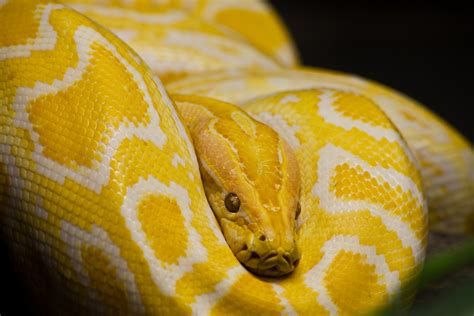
[175,95,301,277]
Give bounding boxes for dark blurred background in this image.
[270,0,473,142]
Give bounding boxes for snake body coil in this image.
[0,1,472,315]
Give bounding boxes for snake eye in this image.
[296,202,301,219]
[225,192,240,213]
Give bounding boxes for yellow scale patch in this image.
[324,251,388,315]
[332,91,393,129]
[0,2,42,47]
[138,194,188,265]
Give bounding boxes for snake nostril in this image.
[259,234,266,241]
[249,251,260,260]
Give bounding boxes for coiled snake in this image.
[0,1,472,315]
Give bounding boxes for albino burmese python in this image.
[0,0,472,315]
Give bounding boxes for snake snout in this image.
[243,241,300,277]
[259,247,300,276]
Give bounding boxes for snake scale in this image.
[0,0,472,315]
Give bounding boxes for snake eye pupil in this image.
[296,202,301,219]
[225,192,240,213]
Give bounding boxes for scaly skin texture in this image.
[0,0,471,315]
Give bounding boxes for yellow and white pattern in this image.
[0,0,471,315]
[64,0,297,82]
[169,68,474,234]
